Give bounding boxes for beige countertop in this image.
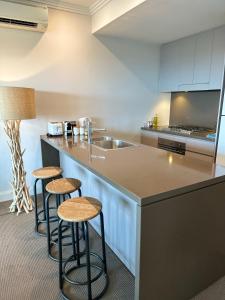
[41,135,225,206]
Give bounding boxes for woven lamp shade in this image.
[0,87,36,120]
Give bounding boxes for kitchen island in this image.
[41,134,225,300]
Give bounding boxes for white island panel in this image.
[60,152,137,275]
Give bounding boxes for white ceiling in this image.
[96,0,225,44]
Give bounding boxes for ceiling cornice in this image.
[38,0,90,14]
[89,0,111,15]
[4,0,90,15]
[4,0,111,15]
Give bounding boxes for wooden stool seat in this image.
[58,197,102,222]
[32,166,63,180]
[46,178,81,195]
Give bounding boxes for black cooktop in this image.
[168,125,215,132]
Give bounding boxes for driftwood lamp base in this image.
[4,120,33,215]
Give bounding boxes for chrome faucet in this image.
[86,120,106,144]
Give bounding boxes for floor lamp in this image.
[0,87,36,215]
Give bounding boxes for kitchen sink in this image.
[91,136,136,150]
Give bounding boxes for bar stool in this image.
[45,178,84,261]
[32,166,63,236]
[57,197,109,300]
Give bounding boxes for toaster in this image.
[47,122,63,136]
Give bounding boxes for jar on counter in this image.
[146,121,153,128]
[80,127,85,135]
[73,126,80,136]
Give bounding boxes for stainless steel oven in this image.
[158,137,186,155]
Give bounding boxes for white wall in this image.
[0,8,160,201]
[148,92,171,126]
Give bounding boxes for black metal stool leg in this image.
[58,219,63,290]
[75,222,80,266]
[33,178,39,232]
[71,222,76,260]
[56,194,61,222]
[78,188,85,241]
[42,180,46,221]
[55,194,58,208]
[45,193,52,256]
[57,194,61,207]
[64,194,70,227]
[100,211,107,274]
[82,224,85,241]
[84,221,92,300]
[65,194,71,227]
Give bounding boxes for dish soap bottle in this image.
[153,114,158,128]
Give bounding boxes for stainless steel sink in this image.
[92,136,136,150]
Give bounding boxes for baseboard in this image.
[0,190,13,202]
[0,184,42,202]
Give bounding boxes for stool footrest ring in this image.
[37,207,58,224]
[51,234,73,247]
[60,252,109,300]
[51,225,70,237]
[63,252,105,286]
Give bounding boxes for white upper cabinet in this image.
[210,26,225,90]
[159,26,225,92]
[159,42,180,92]
[176,36,196,87]
[193,30,213,84]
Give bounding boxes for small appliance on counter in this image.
[47,122,63,136]
[78,117,91,127]
[63,121,76,136]
[78,117,92,136]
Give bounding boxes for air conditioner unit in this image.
[0,0,48,32]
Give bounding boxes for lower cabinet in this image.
[141,130,215,160]
[141,131,158,147]
[185,151,214,162]
[186,137,215,157]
